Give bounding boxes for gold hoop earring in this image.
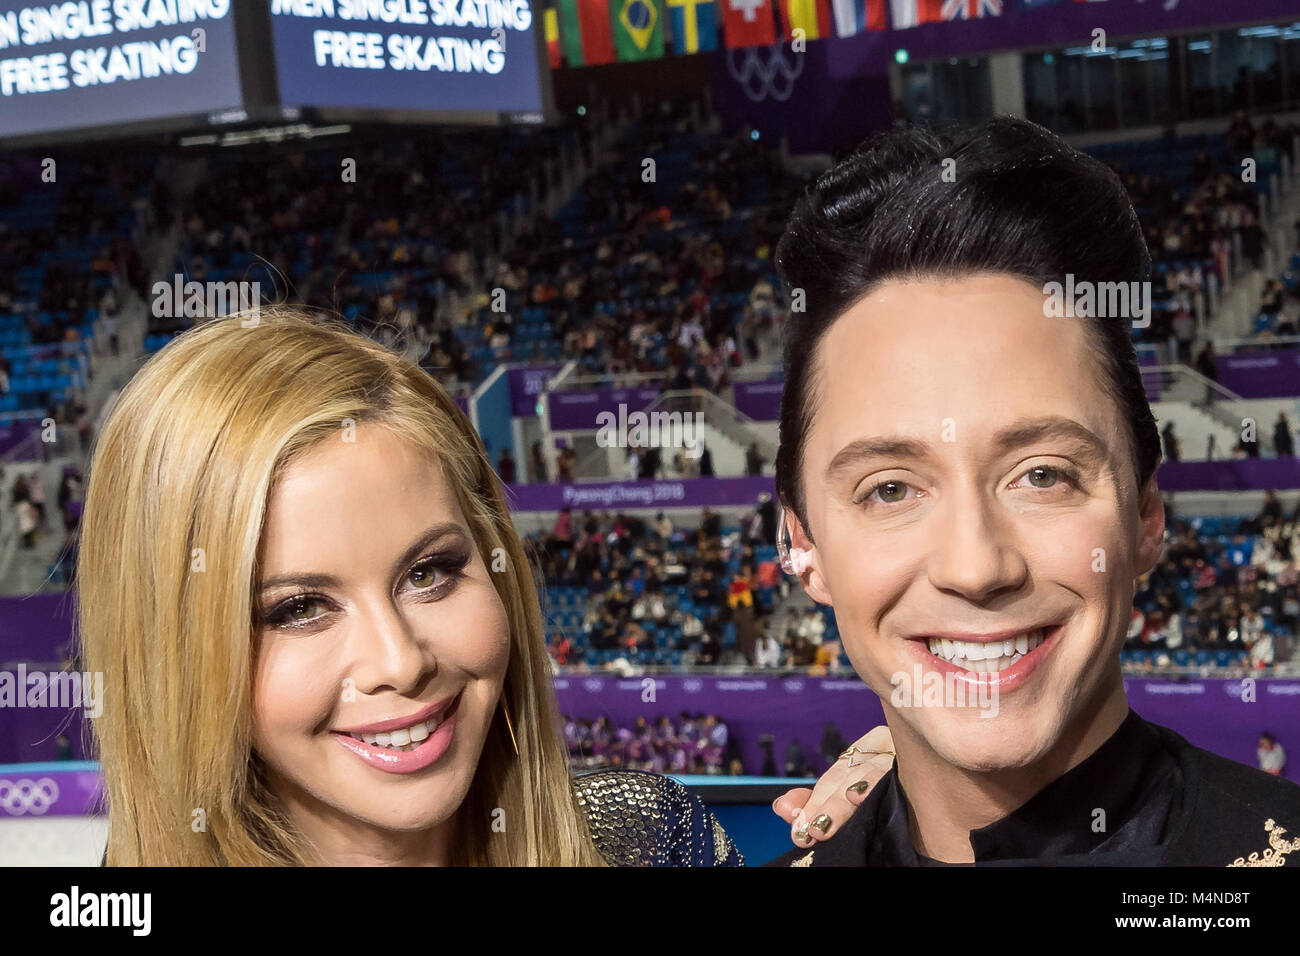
[502,697,520,757]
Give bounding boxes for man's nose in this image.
[925,487,1030,604]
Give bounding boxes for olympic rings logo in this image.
[0,777,60,816]
[725,40,805,104]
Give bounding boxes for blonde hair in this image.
[79,308,604,865]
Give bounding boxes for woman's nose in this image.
[348,598,432,695]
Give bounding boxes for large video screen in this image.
[270,0,546,117]
[0,0,244,142]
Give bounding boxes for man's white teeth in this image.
[927,629,1047,671]
[349,716,440,751]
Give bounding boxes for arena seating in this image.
[0,156,140,425]
[4,103,1299,676]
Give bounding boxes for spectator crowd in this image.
[564,712,741,774]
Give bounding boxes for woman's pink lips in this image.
[334,693,458,736]
[330,694,461,774]
[906,624,1063,692]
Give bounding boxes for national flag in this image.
[939,0,1004,16]
[721,0,777,47]
[779,0,833,40]
[889,0,999,27]
[545,6,562,67]
[829,0,885,35]
[611,0,665,60]
[888,0,941,28]
[559,0,616,65]
[667,0,719,53]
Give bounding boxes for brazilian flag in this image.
[610,0,664,60]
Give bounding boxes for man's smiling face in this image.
[790,274,1165,772]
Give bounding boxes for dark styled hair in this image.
[774,117,1161,540]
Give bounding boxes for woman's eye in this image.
[408,560,447,589]
[407,553,469,595]
[267,596,326,629]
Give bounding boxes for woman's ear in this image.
[782,505,833,607]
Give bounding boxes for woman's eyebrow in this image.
[822,416,1110,483]
[258,521,470,594]
[386,522,472,578]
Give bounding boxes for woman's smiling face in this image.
[791,274,1165,771]
[250,424,510,855]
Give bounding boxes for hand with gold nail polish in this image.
[771,725,895,846]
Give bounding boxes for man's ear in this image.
[1134,475,1166,578]
[786,508,833,607]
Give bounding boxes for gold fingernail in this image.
[794,825,811,843]
[810,814,832,833]
[847,780,872,795]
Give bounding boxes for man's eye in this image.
[875,481,910,503]
[1026,466,1060,488]
[1018,465,1077,490]
[856,480,912,506]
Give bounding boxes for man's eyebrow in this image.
[823,437,933,483]
[258,521,470,594]
[822,416,1109,483]
[989,417,1109,459]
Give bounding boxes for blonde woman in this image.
[79,308,768,866]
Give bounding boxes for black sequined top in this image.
[573,769,744,866]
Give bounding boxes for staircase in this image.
[646,389,777,466]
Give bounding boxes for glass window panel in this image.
[1116,38,1153,126]
[1214,29,1249,111]
[1279,22,1300,110]
[1185,33,1216,118]
[1145,36,1176,124]
[931,59,962,123]
[1241,28,1282,111]
[1057,48,1087,133]
[931,57,991,126]
[1024,52,1060,128]
[965,57,992,124]
[1085,47,1118,129]
[1164,34,1189,123]
[901,63,932,123]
